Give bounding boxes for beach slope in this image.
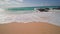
[0,22,60,34]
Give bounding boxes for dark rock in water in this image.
[37,8,49,12]
[45,8,50,10]
[38,9,45,12]
[45,8,49,12]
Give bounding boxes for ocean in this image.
[7,6,60,11]
[0,6,60,14]
[0,6,60,26]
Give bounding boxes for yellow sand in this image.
[0,22,60,34]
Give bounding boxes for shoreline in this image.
[0,10,60,34]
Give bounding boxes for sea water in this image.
[0,6,60,26]
[48,10,60,26]
[2,6,59,14]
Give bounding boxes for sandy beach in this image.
[0,22,60,34]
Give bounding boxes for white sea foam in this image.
[0,12,48,23]
[0,10,60,26]
[48,10,60,26]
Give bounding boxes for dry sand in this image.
[0,22,60,34]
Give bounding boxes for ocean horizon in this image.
[0,6,60,14]
[6,6,60,11]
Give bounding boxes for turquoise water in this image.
[6,6,60,11]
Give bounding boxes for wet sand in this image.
[0,22,60,34]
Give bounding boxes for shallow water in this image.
[48,11,60,26]
[0,10,60,26]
